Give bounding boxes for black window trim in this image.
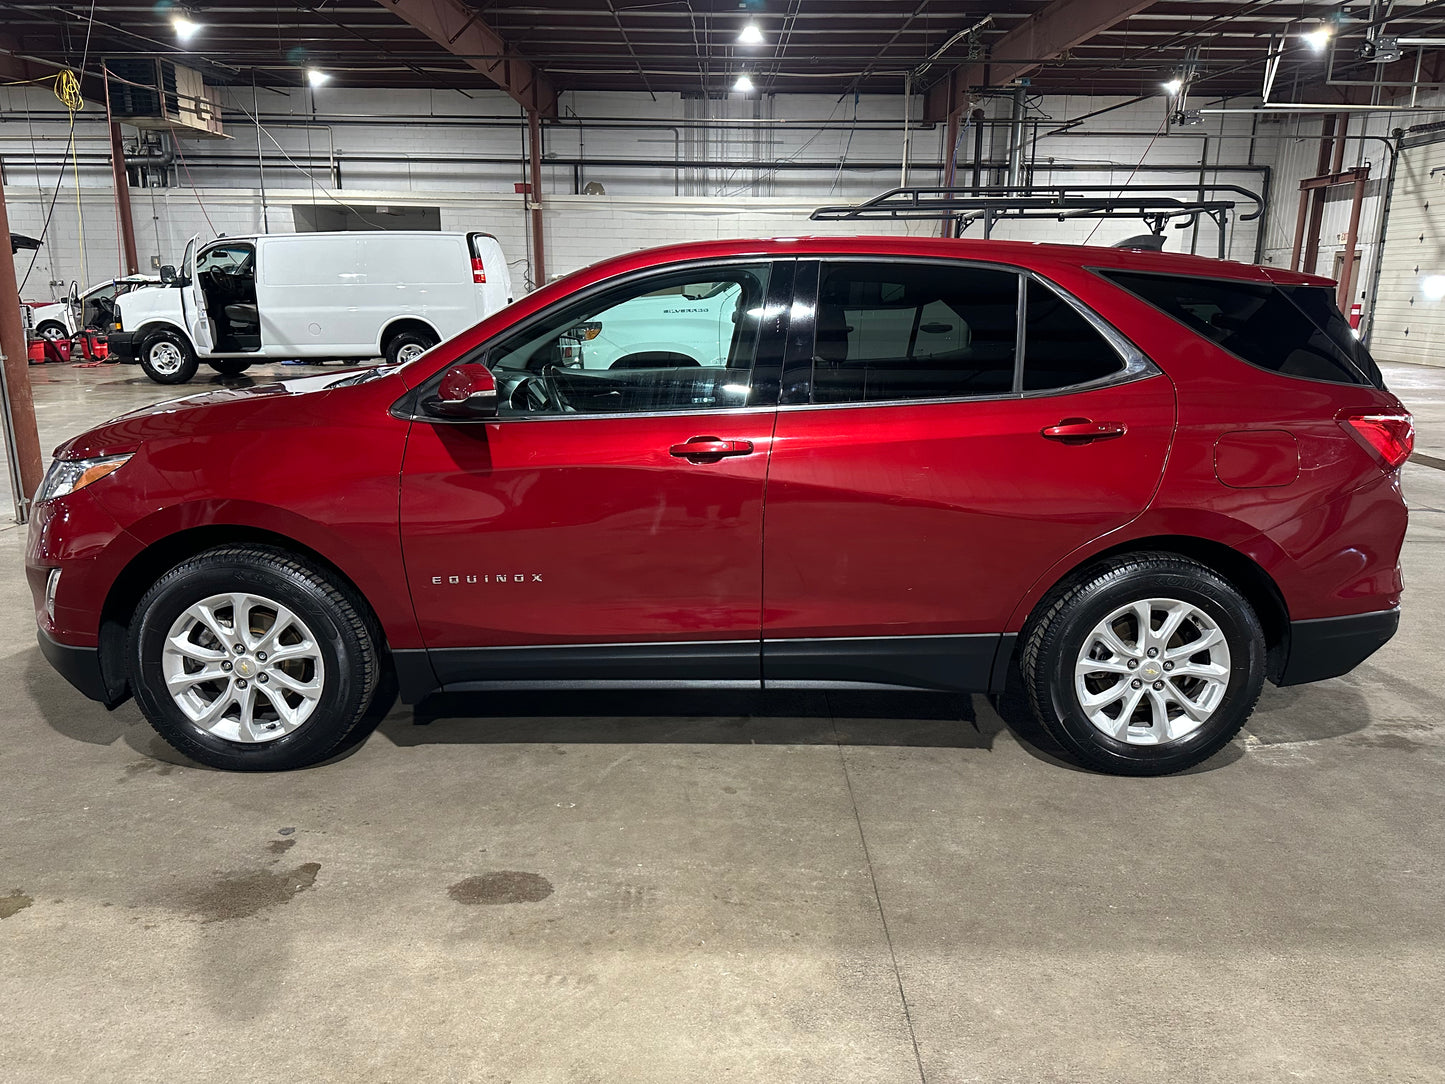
[780,255,1158,412]
[1088,265,1381,390]
[391,255,796,424]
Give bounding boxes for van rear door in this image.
[467,232,512,316]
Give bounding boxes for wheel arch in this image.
[1019,534,1292,681]
[377,316,441,355]
[134,320,193,346]
[97,523,393,704]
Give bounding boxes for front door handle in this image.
[669,436,755,460]
[1041,419,1127,442]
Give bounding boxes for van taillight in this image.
[1344,414,1414,469]
[471,257,486,284]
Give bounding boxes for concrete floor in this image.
[2,358,1443,1083]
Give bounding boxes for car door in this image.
[761,260,1177,691]
[178,235,214,354]
[398,259,793,687]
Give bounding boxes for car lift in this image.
[810,184,1266,261]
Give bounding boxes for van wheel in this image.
[36,321,68,341]
[139,329,199,384]
[208,359,253,376]
[1021,554,1266,776]
[128,545,381,771]
[384,329,437,366]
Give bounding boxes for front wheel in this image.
[1021,554,1266,776]
[128,546,382,771]
[36,321,69,342]
[139,328,199,384]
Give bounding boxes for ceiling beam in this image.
[923,0,1157,122]
[372,0,557,116]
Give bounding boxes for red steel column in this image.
[527,109,545,286]
[108,121,140,275]
[0,175,45,517]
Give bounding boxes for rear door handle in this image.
[1041,420,1127,442]
[669,436,755,460]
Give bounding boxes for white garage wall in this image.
[0,81,1284,297]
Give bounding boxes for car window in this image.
[1022,278,1126,391]
[811,262,1019,404]
[1100,269,1382,388]
[197,246,253,275]
[486,264,772,417]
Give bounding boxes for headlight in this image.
[35,453,133,504]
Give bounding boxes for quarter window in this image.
[1100,269,1382,388]
[485,264,773,416]
[1022,278,1126,391]
[811,262,1019,403]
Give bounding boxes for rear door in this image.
[468,232,512,316]
[761,260,1176,691]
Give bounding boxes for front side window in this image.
[485,264,773,417]
[1100,269,1382,388]
[811,262,1020,404]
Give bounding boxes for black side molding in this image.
[1274,608,1399,687]
[762,634,1003,693]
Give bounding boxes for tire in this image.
[128,545,382,771]
[384,329,438,366]
[36,321,68,341]
[208,359,253,376]
[139,328,199,384]
[1021,553,1266,776]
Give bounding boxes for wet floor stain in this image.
[1346,733,1429,752]
[265,838,296,856]
[449,871,554,906]
[0,890,34,919]
[122,761,179,780]
[175,863,321,922]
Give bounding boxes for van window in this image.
[1100,270,1383,388]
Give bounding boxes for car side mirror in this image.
[424,363,498,420]
[159,265,177,285]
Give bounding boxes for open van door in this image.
[467,232,513,315]
[179,233,215,353]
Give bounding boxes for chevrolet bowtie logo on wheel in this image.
[430,573,543,585]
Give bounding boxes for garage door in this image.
[1370,136,1445,368]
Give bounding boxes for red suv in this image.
[27,238,1412,775]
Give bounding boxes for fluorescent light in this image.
[171,15,200,41]
[1163,78,1183,96]
[733,73,755,93]
[738,23,764,46]
[1303,26,1332,51]
[307,68,330,87]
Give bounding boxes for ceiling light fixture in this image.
[1303,25,1333,51]
[307,68,331,87]
[738,23,764,46]
[1163,77,1183,96]
[171,13,201,42]
[733,73,755,93]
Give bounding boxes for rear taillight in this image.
[471,257,486,284]
[1344,414,1415,470]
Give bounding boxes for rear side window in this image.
[1100,269,1382,388]
[813,262,1019,403]
[1023,278,1126,391]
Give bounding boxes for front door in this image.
[399,260,792,686]
[179,234,214,354]
[761,260,1176,691]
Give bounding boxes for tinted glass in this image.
[486,264,772,416]
[1281,285,1385,388]
[1101,270,1378,387]
[1023,278,1125,391]
[812,262,1019,403]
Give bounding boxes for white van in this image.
[110,231,513,383]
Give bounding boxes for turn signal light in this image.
[1344,414,1414,470]
[471,257,487,284]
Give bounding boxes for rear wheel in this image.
[208,359,253,376]
[384,328,438,366]
[139,328,199,384]
[1021,554,1265,775]
[128,545,381,771]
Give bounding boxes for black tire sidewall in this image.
[385,331,436,366]
[139,328,199,384]
[130,556,372,770]
[1037,565,1265,774]
[37,321,68,341]
[208,359,253,375]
